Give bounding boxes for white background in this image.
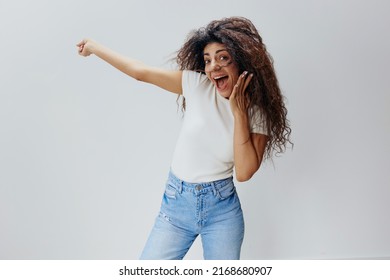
[0,0,389,259]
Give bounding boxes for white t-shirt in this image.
[170,70,267,183]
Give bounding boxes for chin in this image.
[217,90,230,99]
[218,87,233,99]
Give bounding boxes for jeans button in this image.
[196,185,203,191]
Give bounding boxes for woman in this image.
[77,16,291,259]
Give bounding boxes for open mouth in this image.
[213,75,229,90]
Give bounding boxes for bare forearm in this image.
[233,113,261,182]
[86,40,146,80]
[77,39,182,93]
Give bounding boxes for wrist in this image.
[84,39,98,55]
[233,110,248,120]
[233,111,250,133]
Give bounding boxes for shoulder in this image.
[182,70,210,96]
[182,70,208,84]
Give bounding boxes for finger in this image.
[234,71,247,99]
[78,45,84,55]
[235,72,252,109]
[234,72,245,94]
[230,83,238,100]
[242,73,253,92]
[76,40,85,47]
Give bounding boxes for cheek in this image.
[230,73,239,86]
[228,66,240,85]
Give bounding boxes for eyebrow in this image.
[203,49,228,56]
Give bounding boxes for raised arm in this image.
[77,39,182,94]
[230,71,268,182]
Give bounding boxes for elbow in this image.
[236,174,252,182]
[235,162,262,182]
[124,62,148,82]
[132,68,147,82]
[235,170,255,182]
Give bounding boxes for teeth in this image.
[214,76,226,80]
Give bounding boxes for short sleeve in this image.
[181,70,208,98]
[249,106,268,135]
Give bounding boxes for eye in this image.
[220,55,228,61]
[218,55,231,66]
[204,59,211,65]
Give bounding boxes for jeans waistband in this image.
[168,171,233,189]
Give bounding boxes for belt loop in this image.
[178,179,183,194]
[211,181,217,197]
[169,170,183,194]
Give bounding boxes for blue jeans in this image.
[140,171,244,260]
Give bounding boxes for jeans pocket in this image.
[164,183,177,199]
[216,181,236,200]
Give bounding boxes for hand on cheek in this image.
[230,71,253,115]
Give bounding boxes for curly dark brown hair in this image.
[176,16,292,160]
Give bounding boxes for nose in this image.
[209,59,221,71]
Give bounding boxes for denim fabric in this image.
[140,171,244,260]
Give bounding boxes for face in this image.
[203,42,239,99]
